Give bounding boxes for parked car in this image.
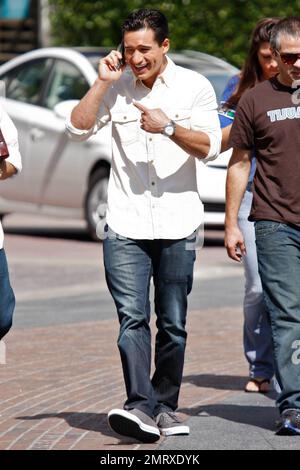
[0,47,238,239]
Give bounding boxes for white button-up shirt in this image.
[66,57,221,239]
[0,102,22,248]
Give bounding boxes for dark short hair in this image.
[122,9,169,45]
[270,16,300,50]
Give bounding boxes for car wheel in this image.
[85,167,109,241]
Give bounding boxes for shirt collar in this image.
[132,55,176,88]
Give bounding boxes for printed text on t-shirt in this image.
[267,106,300,122]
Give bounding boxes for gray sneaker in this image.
[156,411,190,436]
[108,408,160,443]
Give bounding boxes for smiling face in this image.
[123,28,170,89]
[273,35,300,86]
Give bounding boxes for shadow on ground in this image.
[16,412,144,445]
[183,373,247,391]
[183,373,277,400]
[4,226,94,242]
[179,403,277,432]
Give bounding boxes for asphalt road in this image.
[2,214,244,329]
[3,214,299,451]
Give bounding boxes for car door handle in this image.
[30,128,45,141]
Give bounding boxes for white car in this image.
[0,47,238,239]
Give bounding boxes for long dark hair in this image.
[226,18,280,109]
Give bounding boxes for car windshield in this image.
[86,53,233,103]
[86,53,108,70]
[203,73,233,102]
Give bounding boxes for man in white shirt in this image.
[67,8,221,442]
[0,102,22,340]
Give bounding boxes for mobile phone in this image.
[116,41,125,69]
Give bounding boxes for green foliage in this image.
[48,0,300,67]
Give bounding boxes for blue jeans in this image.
[255,221,300,412]
[0,249,15,340]
[103,226,196,418]
[238,190,274,379]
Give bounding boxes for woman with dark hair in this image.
[221,18,280,393]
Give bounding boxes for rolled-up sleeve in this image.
[191,76,221,163]
[0,103,22,172]
[66,101,111,142]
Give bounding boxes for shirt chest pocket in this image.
[111,112,140,145]
[169,109,191,129]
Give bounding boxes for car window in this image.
[85,52,109,70]
[44,59,90,110]
[87,52,235,103]
[204,73,234,102]
[165,60,234,102]
[3,59,51,104]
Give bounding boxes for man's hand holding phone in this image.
[116,42,126,69]
[98,44,125,83]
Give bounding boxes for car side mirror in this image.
[53,100,79,119]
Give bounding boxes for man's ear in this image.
[162,38,170,54]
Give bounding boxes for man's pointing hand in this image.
[133,100,169,133]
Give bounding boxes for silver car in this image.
[0,47,238,239]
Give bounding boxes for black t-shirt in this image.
[229,76,300,226]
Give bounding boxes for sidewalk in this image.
[1,302,300,451]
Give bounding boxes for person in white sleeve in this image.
[0,102,22,340]
[66,8,221,443]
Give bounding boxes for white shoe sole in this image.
[160,425,190,436]
[108,409,160,443]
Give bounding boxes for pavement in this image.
[0,218,300,451]
[2,306,299,451]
